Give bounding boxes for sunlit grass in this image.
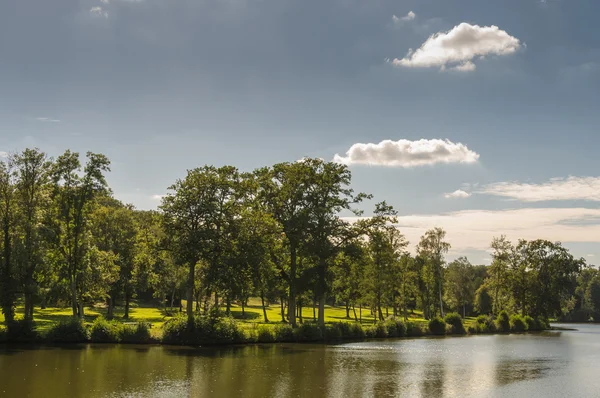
[1,298,474,337]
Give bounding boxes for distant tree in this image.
[445,257,474,318]
[474,284,492,315]
[417,228,451,318]
[0,157,17,323]
[48,150,110,317]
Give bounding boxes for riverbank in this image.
[0,310,550,347]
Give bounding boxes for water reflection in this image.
[0,327,599,397]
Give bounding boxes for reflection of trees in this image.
[419,356,446,398]
[494,358,553,386]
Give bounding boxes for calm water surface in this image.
[1,324,599,397]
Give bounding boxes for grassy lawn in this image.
[1,298,474,338]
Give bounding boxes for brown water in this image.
[1,324,599,397]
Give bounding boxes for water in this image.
[1,324,599,397]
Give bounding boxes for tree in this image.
[49,150,110,317]
[0,157,17,323]
[445,257,474,318]
[160,165,241,325]
[417,228,450,318]
[255,162,310,327]
[488,236,513,314]
[474,284,492,315]
[90,198,138,318]
[12,148,52,320]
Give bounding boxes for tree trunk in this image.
[318,294,326,327]
[280,297,286,322]
[214,291,219,312]
[438,276,445,318]
[78,302,85,319]
[298,300,303,323]
[288,244,297,327]
[359,304,362,322]
[353,305,358,322]
[226,295,231,315]
[261,293,269,323]
[71,278,78,317]
[170,290,175,313]
[241,299,245,317]
[346,302,350,319]
[107,295,114,319]
[313,296,316,320]
[124,294,130,320]
[186,262,195,326]
[463,304,466,319]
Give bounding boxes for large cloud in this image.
[333,139,479,167]
[392,23,522,71]
[479,176,600,202]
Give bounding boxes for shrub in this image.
[467,326,477,334]
[119,322,152,344]
[535,316,549,331]
[294,323,323,342]
[347,322,366,339]
[6,319,38,342]
[495,311,510,333]
[428,317,446,336]
[274,324,295,342]
[324,324,342,340]
[256,325,275,343]
[90,317,120,343]
[405,322,424,337]
[523,316,536,331]
[162,315,244,345]
[509,314,528,332]
[476,315,488,325]
[444,313,466,335]
[383,319,407,338]
[45,317,89,343]
[364,325,377,338]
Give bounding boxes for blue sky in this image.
[1,0,599,264]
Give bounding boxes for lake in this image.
[1,324,599,397]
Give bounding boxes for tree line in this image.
[0,148,594,329]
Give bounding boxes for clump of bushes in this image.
[495,311,510,333]
[474,315,496,334]
[90,317,120,343]
[383,319,407,338]
[444,313,466,335]
[45,317,89,343]
[255,325,276,343]
[294,322,323,342]
[509,314,528,332]
[120,322,152,343]
[405,321,424,337]
[5,319,38,342]
[162,314,245,345]
[428,317,446,336]
[523,315,537,331]
[274,324,295,342]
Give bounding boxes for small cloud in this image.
[479,176,600,202]
[444,190,472,199]
[0,152,7,158]
[36,117,60,123]
[392,23,522,72]
[100,0,110,3]
[402,11,416,21]
[151,194,165,201]
[333,139,480,168]
[452,61,476,72]
[588,254,595,257]
[392,11,416,25]
[90,6,108,18]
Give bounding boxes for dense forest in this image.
[0,148,597,340]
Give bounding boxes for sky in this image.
[1,0,600,264]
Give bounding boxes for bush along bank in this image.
[0,313,550,345]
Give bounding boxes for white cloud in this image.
[151,194,165,201]
[333,139,480,167]
[0,152,7,158]
[36,117,60,123]
[444,190,471,199]
[100,0,110,3]
[392,23,522,72]
[90,7,108,18]
[479,176,600,202]
[345,207,600,257]
[392,11,416,25]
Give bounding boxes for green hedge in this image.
[45,317,89,343]
[428,317,446,336]
[444,313,466,335]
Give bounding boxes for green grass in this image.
[1,298,474,339]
